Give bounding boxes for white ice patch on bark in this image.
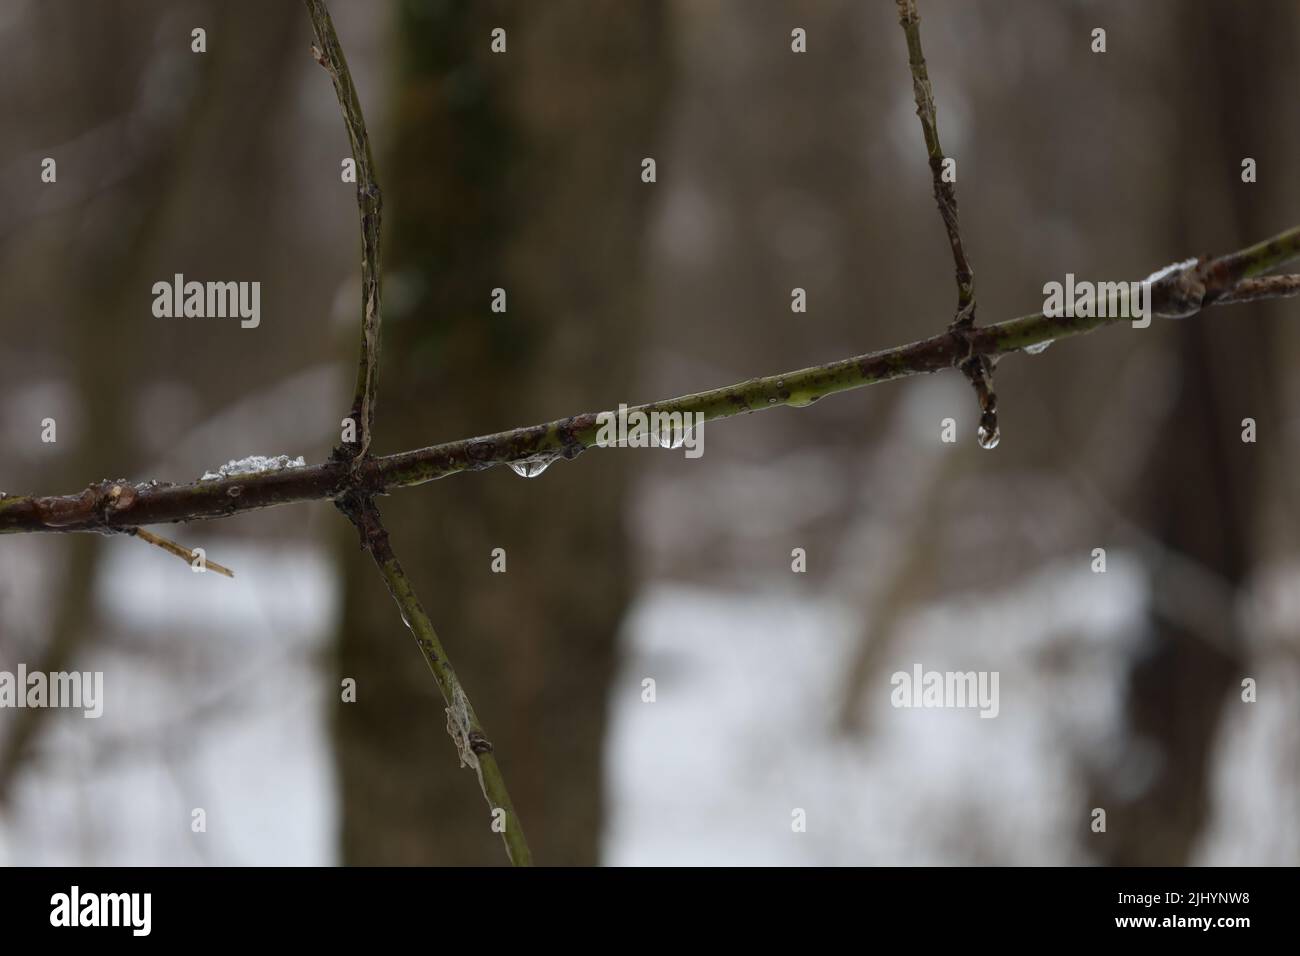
[200,454,306,481]
[1143,257,1199,285]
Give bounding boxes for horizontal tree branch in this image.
[3,225,1299,537]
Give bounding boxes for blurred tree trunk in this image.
[1,0,300,804]
[334,1,667,864]
[1086,2,1297,865]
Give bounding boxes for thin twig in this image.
[338,494,532,866]
[895,0,974,325]
[300,0,531,866]
[895,0,997,444]
[304,0,382,462]
[5,223,1299,536]
[126,527,234,578]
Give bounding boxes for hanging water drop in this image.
[977,425,1000,450]
[508,453,559,478]
[1023,339,1054,355]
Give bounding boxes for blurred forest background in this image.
[1,0,1298,865]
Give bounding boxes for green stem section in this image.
[343,494,532,866]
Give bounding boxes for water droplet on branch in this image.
[651,422,694,449]
[508,453,559,478]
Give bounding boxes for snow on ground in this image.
[603,557,1148,865]
[1,535,1296,864]
[0,540,338,866]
